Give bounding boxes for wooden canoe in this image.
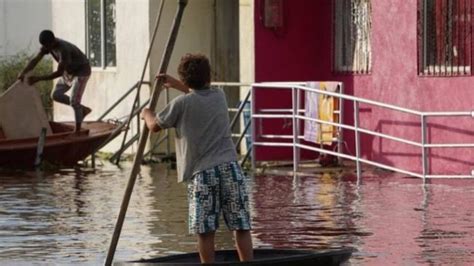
[116,248,354,266]
[0,121,118,168]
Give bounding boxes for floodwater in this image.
[1,162,474,265]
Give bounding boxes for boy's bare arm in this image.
[157,73,190,94]
[141,108,161,132]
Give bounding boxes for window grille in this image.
[418,0,473,76]
[85,0,116,68]
[333,0,372,74]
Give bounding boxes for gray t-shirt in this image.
[47,38,91,76]
[156,87,238,183]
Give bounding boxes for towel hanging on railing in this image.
[303,82,338,145]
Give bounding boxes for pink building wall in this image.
[253,0,473,175]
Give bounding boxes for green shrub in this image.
[0,52,53,119]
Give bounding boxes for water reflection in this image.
[415,182,474,265]
[250,173,367,250]
[1,163,474,265]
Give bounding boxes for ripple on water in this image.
[1,165,474,264]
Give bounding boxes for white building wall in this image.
[51,1,86,56]
[149,0,213,104]
[52,0,150,153]
[51,0,215,154]
[147,0,214,155]
[0,0,52,56]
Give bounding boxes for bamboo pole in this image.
[104,1,188,265]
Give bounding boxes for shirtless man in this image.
[18,30,92,132]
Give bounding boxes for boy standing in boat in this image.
[141,53,253,263]
[18,30,92,132]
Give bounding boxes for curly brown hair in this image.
[177,53,211,89]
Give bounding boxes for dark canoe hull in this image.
[0,121,117,168]
[116,248,354,266]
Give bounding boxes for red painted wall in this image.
[253,0,473,175]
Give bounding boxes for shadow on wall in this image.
[367,119,474,174]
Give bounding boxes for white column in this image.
[239,0,255,155]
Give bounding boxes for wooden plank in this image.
[0,81,52,139]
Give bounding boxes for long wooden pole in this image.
[104,1,188,265]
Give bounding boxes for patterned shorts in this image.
[187,161,252,234]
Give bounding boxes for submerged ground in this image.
[1,162,473,265]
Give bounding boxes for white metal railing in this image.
[251,82,474,181]
[251,82,345,173]
[140,82,252,165]
[212,82,253,166]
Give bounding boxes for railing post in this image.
[251,85,256,170]
[421,114,428,181]
[97,82,139,121]
[337,83,344,165]
[165,86,171,157]
[292,87,300,173]
[230,88,252,130]
[91,153,96,169]
[235,121,251,149]
[296,87,301,166]
[353,101,362,181]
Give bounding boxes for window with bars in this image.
[333,0,372,74]
[86,0,116,68]
[418,0,473,76]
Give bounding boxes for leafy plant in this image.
[0,52,53,118]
